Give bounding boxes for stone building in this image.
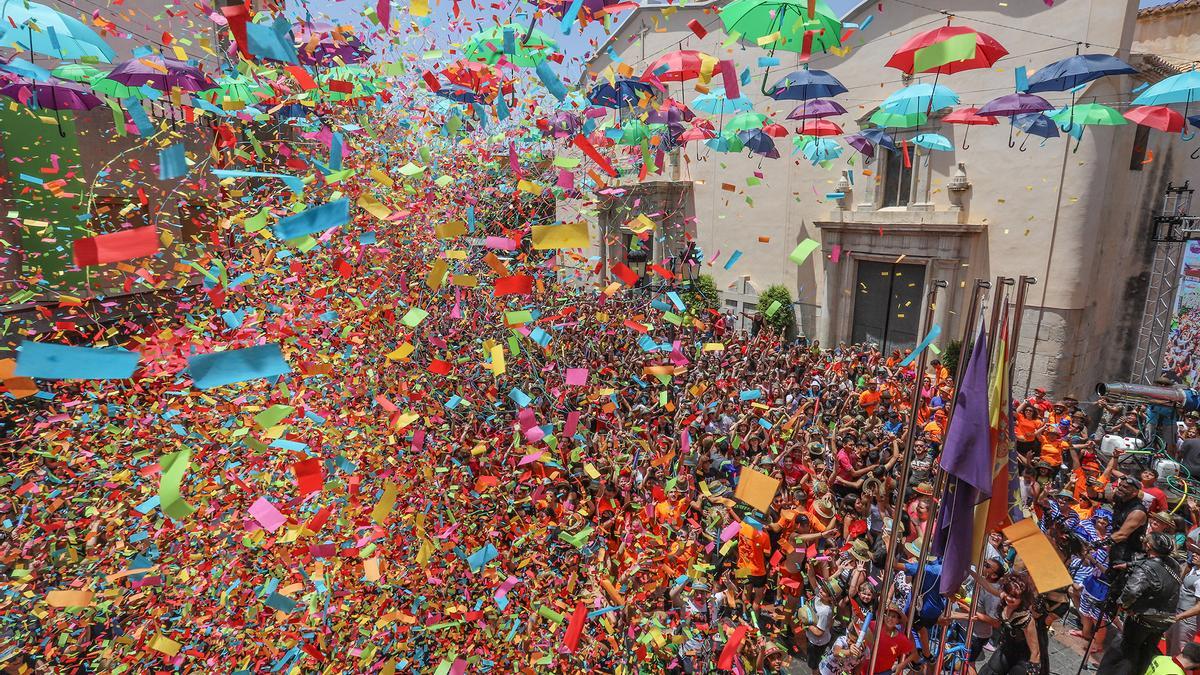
[557,0,1200,397]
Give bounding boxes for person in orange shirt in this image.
[923,409,946,445]
[735,520,771,614]
[1038,426,1069,472]
[858,381,882,416]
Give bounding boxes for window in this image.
[881,147,913,207]
[1130,124,1150,171]
[851,260,927,351]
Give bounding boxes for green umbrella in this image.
[617,120,666,145]
[51,63,103,83]
[719,0,842,54]
[1048,103,1126,127]
[463,24,557,67]
[90,76,149,99]
[726,111,768,132]
[869,108,927,128]
[200,74,273,105]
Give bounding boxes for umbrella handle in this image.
[1183,130,1196,142]
[1191,145,1200,160]
[960,125,970,150]
[1007,124,1015,148]
[1072,137,1082,154]
[759,59,775,97]
[1018,136,1028,152]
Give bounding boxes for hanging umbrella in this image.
[886,25,1008,75]
[844,133,875,158]
[200,74,274,105]
[437,83,486,105]
[678,124,717,142]
[738,129,780,158]
[90,76,150,100]
[615,119,659,145]
[1048,103,1126,127]
[587,77,655,109]
[645,98,695,124]
[1012,113,1060,151]
[0,56,49,81]
[943,106,997,149]
[643,50,718,82]
[786,98,846,120]
[881,83,959,116]
[541,0,622,23]
[463,24,557,67]
[978,92,1053,147]
[706,132,745,153]
[1026,54,1137,93]
[762,123,789,137]
[294,22,373,66]
[861,127,898,151]
[1133,71,1200,136]
[726,111,768,132]
[50,63,104,83]
[796,118,842,136]
[912,133,952,151]
[691,87,754,115]
[0,1,116,62]
[0,77,102,136]
[1124,105,1184,133]
[797,137,842,163]
[869,108,927,128]
[720,0,842,53]
[767,69,846,101]
[106,56,216,92]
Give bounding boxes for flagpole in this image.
[866,278,946,675]
[932,276,1012,675]
[1007,275,1037,390]
[905,278,990,631]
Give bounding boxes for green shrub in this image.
[941,339,962,376]
[685,274,719,318]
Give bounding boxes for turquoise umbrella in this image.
[705,131,745,152]
[1132,71,1200,107]
[0,0,116,62]
[912,132,953,151]
[801,137,843,164]
[691,87,754,115]
[880,83,959,116]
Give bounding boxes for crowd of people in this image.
[6,134,1200,675]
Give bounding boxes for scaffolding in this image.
[1131,182,1200,384]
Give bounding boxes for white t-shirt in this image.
[808,598,834,646]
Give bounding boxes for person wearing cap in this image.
[1106,475,1151,566]
[1036,425,1068,475]
[863,604,917,675]
[1026,387,1052,415]
[1098,532,1183,675]
[894,541,945,666]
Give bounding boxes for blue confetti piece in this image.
[15,342,139,380]
[273,199,350,240]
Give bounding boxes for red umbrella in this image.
[796,119,842,137]
[762,123,789,137]
[943,107,998,125]
[1124,105,1184,132]
[678,125,717,142]
[642,50,718,83]
[441,60,512,102]
[886,26,1008,76]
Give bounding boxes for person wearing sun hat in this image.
[895,540,944,666]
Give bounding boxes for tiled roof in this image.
[1139,0,1200,18]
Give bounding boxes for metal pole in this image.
[950,276,1034,675]
[866,278,946,675]
[905,279,990,630]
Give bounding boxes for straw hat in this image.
[813,497,836,520]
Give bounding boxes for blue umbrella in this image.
[860,127,898,151]
[438,84,485,104]
[0,1,116,62]
[801,137,842,164]
[912,132,952,151]
[587,77,656,109]
[880,83,959,116]
[1132,71,1200,106]
[691,87,754,115]
[1025,54,1137,93]
[737,129,779,158]
[705,131,744,153]
[1012,113,1060,151]
[0,56,50,81]
[766,69,846,101]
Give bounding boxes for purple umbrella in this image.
[294,23,373,66]
[0,77,102,136]
[977,93,1053,148]
[844,133,875,158]
[786,98,847,120]
[544,111,581,138]
[543,0,621,20]
[105,55,215,93]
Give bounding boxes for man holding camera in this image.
[1096,532,1184,675]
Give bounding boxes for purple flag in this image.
[933,325,990,594]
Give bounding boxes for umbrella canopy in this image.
[798,136,842,163]
[50,63,104,83]
[691,87,754,115]
[678,124,717,142]
[1123,105,1184,132]
[880,83,959,115]
[767,69,846,100]
[706,132,745,153]
[587,77,656,108]
[0,56,50,81]
[463,24,557,67]
[762,123,789,137]
[106,56,215,92]
[844,133,875,158]
[437,83,486,105]
[1013,113,1061,139]
[720,0,842,54]
[643,50,718,83]
[786,98,846,120]
[886,25,1008,75]
[1048,103,1126,126]
[977,92,1052,117]
[861,127,898,151]
[616,119,663,146]
[943,106,998,125]
[726,111,768,131]
[0,77,101,110]
[912,132,953,151]
[1025,54,1137,94]
[796,118,843,136]
[1132,71,1200,106]
[869,108,927,128]
[0,1,116,62]
[90,76,150,99]
[542,110,581,137]
[200,74,274,105]
[738,129,780,158]
[542,0,622,22]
